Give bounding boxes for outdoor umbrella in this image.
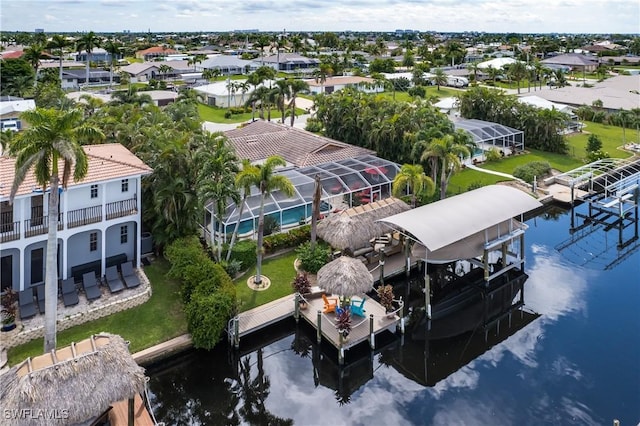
[317,256,373,298]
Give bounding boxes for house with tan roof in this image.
[134,46,178,61]
[0,144,152,292]
[303,75,381,95]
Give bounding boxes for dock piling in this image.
[369,314,375,349]
[316,310,322,344]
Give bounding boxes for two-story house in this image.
[0,144,152,292]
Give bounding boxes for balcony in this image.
[106,198,138,220]
[0,221,20,243]
[24,214,64,238]
[67,205,102,229]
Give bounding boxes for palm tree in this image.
[235,156,294,285]
[22,43,45,85]
[391,164,435,208]
[433,68,448,91]
[420,134,470,199]
[9,108,104,353]
[47,35,72,87]
[202,67,221,81]
[507,61,528,94]
[273,79,290,123]
[313,63,333,93]
[103,37,122,89]
[158,64,173,81]
[196,133,240,261]
[466,62,480,83]
[237,81,251,107]
[288,79,309,126]
[76,31,101,88]
[226,159,254,262]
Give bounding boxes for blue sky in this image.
[2,0,639,34]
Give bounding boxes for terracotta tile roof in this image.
[136,46,178,56]
[224,121,374,167]
[1,51,24,59]
[0,143,152,198]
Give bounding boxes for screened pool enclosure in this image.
[204,155,401,241]
[453,119,525,155]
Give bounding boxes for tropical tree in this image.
[103,37,122,88]
[47,35,72,87]
[158,64,173,81]
[287,79,309,126]
[76,31,101,88]
[9,108,104,353]
[507,61,528,94]
[235,156,294,285]
[22,43,45,85]
[273,79,290,123]
[226,159,253,262]
[202,67,221,81]
[313,63,333,93]
[432,68,448,91]
[391,164,435,208]
[420,134,471,199]
[196,133,240,261]
[466,62,480,82]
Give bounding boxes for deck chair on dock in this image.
[18,289,37,320]
[350,297,366,317]
[322,294,339,314]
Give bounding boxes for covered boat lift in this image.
[378,185,543,320]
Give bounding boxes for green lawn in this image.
[566,121,638,160]
[234,251,299,312]
[198,104,305,124]
[377,86,463,103]
[7,258,186,365]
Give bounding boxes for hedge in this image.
[513,161,551,184]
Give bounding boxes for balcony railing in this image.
[24,214,64,238]
[0,221,20,242]
[106,198,138,220]
[67,205,102,229]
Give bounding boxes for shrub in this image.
[305,117,323,133]
[186,282,236,350]
[586,149,610,162]
[513,161,551,184]
[263,215,280,236]
[224,110,232,119]
[467,181,484,191]
[484,148,502,162]
[263,225,311,254]
[586,134,603,153]
[295,241,330,274]
[219,259,243,277]
[227,240,257,270]
[408,85,426,98]
[291,272,311,294]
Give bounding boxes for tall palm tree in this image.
[420,134,470,199]
[76,31,101,88]
[507,61,528,94]
[313,63,333,93]
[47,35,71,87]
[273,79,290,123]
[22,43,45,86]
[391,164,435,208]
[235,156,294,285]
[433,68,448,91]
[9,108,104,353]
[103,37,122,88]
[158,64,173,81]
[287,79,309,126]
[196,133,240,260]
[226,159,254,262]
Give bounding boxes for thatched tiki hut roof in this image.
[317,256,374,297]
[0,333,147,425]
[317,197,410,252]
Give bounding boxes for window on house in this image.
[121,179,129,192]
[90,232,97,251]
[120,225,128,244]
[90,184,98,199]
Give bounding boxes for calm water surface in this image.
[146,204,640,425]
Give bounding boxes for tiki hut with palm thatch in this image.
[0,333,148,426]
[317,256,374,298]
[317,197,410,254]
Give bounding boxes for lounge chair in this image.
[35,284,46,314]
[120,261,141,288]
[350,297,366,317]
[322,293,339,314]
[104,265,125,293]
[82,272,102,301]
[60,277,79,307]
[18,289,37,320]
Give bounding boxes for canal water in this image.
[146,203,640,425]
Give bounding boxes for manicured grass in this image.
[234,251,298,312]
[377,86,463,103]
[7,258,186,366]
[566,121,638,160]
[448,149,584,195]
[198,104,305,124]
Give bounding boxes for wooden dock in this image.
[235,295,296,338]
[109,394,155,426]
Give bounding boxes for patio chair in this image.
[18,289,37,320]
[120,261,141,289]
[322,293,339,314]
[35,284,46,314]
[350,297,366,317]
[60,277,79,307]
[82,272,102,301]
[104,265,125,294]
